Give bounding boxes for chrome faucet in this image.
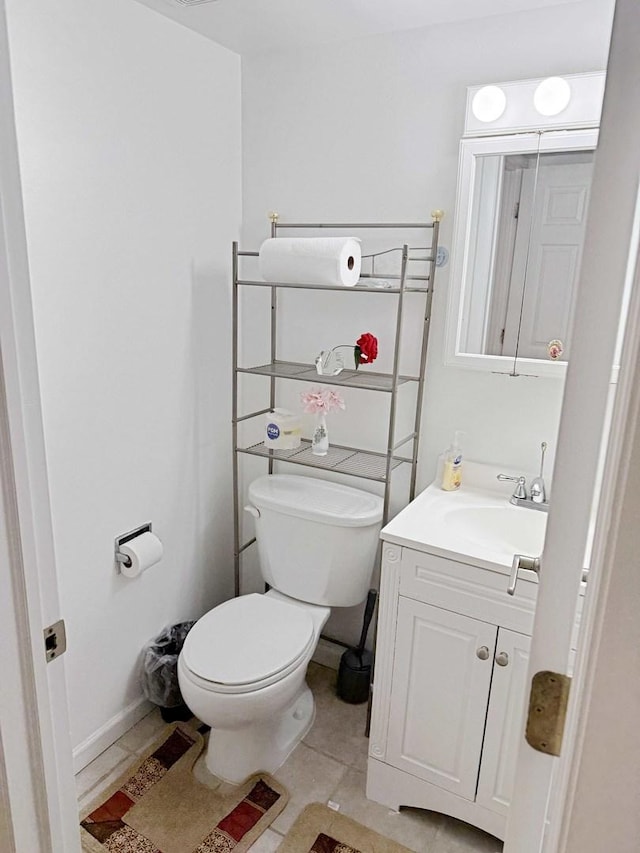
[497,472,549,513]
[497,442,549,512]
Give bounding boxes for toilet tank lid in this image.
[248,475,383,527]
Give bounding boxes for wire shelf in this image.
[235,278,429,293]
[238,440,409,483]
[237,361,418,393]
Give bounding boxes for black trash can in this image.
[141,621,195,722]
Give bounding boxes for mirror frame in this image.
[444,127,599,378]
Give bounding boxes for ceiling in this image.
[133,0,585,56]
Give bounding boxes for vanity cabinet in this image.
[367,543,538,840]
[386,598,498,801]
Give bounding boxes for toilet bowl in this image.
[178,475,383,784]
[178,591,329,782]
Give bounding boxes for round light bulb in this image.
[471,86,507,123]
[533,77,571,117]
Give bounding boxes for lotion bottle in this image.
[441,431,464,491]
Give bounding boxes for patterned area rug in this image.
[80,724,287,853]
[279,803,413,853]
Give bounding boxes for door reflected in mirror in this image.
[446,128,598,377]
[465,148,594,360]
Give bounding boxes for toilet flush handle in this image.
[244,505,260,519]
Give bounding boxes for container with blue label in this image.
[264,409,302,450]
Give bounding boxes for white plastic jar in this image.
[264,409,302,450]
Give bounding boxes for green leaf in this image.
[354,346,361,369]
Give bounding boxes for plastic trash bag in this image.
[141,621,195,708]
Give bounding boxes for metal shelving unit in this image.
[232,212,443,596]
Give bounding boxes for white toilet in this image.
[177,474,383,783]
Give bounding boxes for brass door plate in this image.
[525,670,571,756]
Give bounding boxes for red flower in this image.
[355,333,378,369]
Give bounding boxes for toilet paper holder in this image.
[115,522,152,571]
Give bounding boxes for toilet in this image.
[177,474,383,783]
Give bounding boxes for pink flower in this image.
[301,387,346,414]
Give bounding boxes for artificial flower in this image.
[315,333,379,375]
[300,387,346,414]
[354,332,378,368]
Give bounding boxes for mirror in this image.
[446,128,598,378]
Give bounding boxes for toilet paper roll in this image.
[119,531,163,578]
[258,237,362,287]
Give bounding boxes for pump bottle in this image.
[441,431,464,491]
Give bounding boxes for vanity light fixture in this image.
[471,85,507,123]
[533,76,571,117]
[465,72,603,136]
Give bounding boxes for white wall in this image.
[241,0,613,643]
[6,0,242,760]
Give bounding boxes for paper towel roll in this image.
[119,531,163,578]
[259,237,362,287]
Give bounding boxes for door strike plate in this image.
[44,619,67,663]
[525,670,571,756]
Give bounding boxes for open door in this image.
[505,2,640,850]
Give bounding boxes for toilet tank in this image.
[247,475,384,607]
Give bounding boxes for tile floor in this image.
[76,663,503,853]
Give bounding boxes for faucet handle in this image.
[530,478,546,503]
[497,474,527,500]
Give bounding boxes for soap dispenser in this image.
[441,431,464,491]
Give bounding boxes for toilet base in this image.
[204,683,315,784]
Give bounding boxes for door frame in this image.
[504,1,640,850]
[0,1,79,849]
[542,1,640,844]
[552,182,640,852]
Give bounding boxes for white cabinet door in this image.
[386,597,497,800]
[476,628,532,816]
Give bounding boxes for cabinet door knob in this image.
[495,651,509,667]
[476,646,490,660]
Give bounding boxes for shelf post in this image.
[269,213,278,474]
[232,241,241,597]
[383,244,409,524]
[409,214,442,500]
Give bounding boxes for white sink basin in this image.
[380,462,550,570]
[443,505,546,557]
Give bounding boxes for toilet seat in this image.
[181,594,315,694]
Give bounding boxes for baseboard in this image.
[74,646,342,773]
[73,695,153,773]
[312,637,343,671]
